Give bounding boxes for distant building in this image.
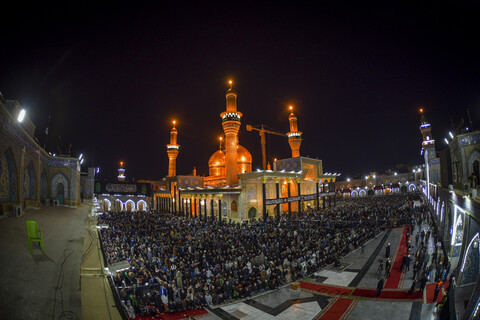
[94,163,151,212]
[144,81,339,221]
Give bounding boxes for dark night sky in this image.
[1,1,479,181]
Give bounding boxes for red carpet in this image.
[315,298,356,320]
[130,308,208,320]
[425,281,450,303]
[350,288,421,301]
[384,225,408,289]
[300,281,353,296]
[301,280,446,304]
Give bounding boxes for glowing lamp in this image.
[17,109,26,123]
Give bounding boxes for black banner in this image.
[94,181,152,196]
[265,192,336,205]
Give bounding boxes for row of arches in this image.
[0,147,70,205]
[103,199,148,212]
[344,184,416,198]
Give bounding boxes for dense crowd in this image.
[98,193,420,317]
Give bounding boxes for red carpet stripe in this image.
[318,298,355,320]
[425,280,450,303]
[300,281,353,296]
[301,280,447,303]
[384,226,408,289]
[350,288,421,301]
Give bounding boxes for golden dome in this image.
[208,145,252,176]
[208,150,226,168]
[237,145,252,164]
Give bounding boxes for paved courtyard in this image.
[0,205,450,320]
[0,204,89,320]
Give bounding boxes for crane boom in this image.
[246,124,286,170]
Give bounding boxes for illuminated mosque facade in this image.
[154,81,338,221]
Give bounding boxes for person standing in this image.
[376,277,385,297]
[385,259,391,278]
[378,260,384,278]
[404,255,411,272]
[385,243,391,258]
[418,274,427,296]
[413,260,419,279]
[433,282,442,301]
[408,279,417,294]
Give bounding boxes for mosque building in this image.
[153,81,339,221]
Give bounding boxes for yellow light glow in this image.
[219,137,223,141]
[120,161,124,166]
[419,108,423,114]
[274,158,277,162]
[173,120,176,126]
[289,105,293,111]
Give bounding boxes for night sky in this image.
[1,2,479,181]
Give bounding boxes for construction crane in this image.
[246,124,286,170]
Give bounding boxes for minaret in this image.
[287,105,302,158]
[221,80,242,186]
[419,108,439,194]
[118,161,126,182]
[419,108,436,153]
[167,120,180,177]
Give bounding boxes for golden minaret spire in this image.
[221,80,242,186]
[287,105,302,158]
[167,120,180,176]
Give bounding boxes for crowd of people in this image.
[98,193,421,317]
[374,202,452,300]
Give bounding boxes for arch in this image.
[351,190,358,198]
[248,207,257,220]
[41,169,47,199]
[51,172,69,202]
[104,199,112,212]
[468,150,480,180]
[231,200,238,212]
[408,183,416,192]
[473,159,479,189]
[367,189,374,196]
[24,161,36,200]
[400,185,407,193]
[359,189,366,197]
[452,205,465,257]
[0,148,18,202]
[459,232,480,285]
[137,199,147,212]
[125,199,135,212]
[115,199,123,212]
[222,201,227,216]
